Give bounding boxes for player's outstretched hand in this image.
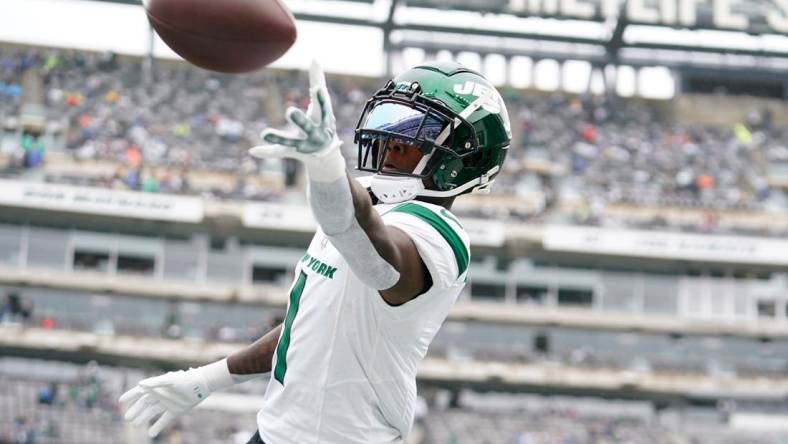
[249,60,346,183]
[119,368,211,437]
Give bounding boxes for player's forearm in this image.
[307,173,354,237]
[308,174,400,290]
[315,174,396,262]
[227,324,282,375]
[308,173,377,234]
[347,173,378,230]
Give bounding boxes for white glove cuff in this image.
[200,358,238,392]
[306,143,346,183]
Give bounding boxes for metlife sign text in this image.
[507,0,788,33]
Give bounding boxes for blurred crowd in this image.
[0,291,33,325]
[1,46,787,232]
[504,94,783,209]
[3,357,787,444]
[419,390,788,444]
[500,93,788,234]
[0,358,260,444]
[1,360,116,444]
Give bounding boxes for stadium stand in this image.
[0,358,260,444]
[2,46,788,236]
[422,390,788,444]
[2,357,787,444]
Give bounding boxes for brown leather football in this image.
[143,0,297,73]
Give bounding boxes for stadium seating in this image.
[0,358,260,444]
[3,357,787,444]
[421,392,788,444]
[2,46,787,236]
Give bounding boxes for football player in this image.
[119,60,511,444]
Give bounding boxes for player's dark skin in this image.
[229,140,453,375]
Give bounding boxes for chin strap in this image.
[370,176,425,204]
[369,164,501,203]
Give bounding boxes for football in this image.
[143,0,297,73]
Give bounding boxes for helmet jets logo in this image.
[394,81,415,92]
[453,81,502,114]
[453,81,512,137]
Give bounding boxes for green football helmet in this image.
[354,61,512,203]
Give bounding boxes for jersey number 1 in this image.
[274,271,307,384]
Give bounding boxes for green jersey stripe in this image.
[274,271,307,384]
[392,203,469,277]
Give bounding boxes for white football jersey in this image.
[257,200,470,444]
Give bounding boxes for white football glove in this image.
[249,60,346,183]
[119,359,235,437]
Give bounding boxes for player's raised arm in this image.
[249,61,427,305]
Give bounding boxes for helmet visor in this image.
[361,102,447,142]
[355,97,478,178]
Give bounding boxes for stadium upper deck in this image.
[1,46,787,238]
